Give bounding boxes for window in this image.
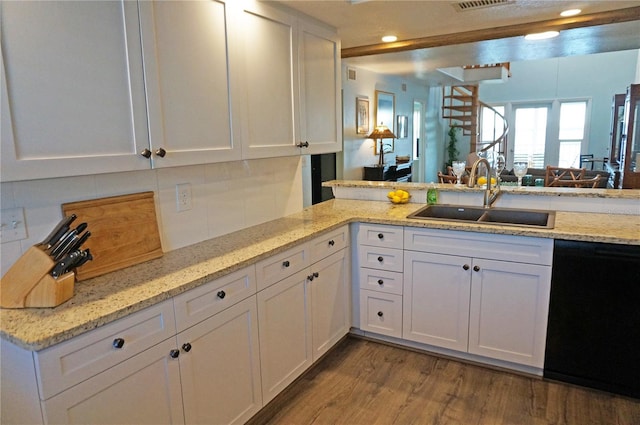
[558,101,587,168]
[513,106,549,168]
[479,105,505,146]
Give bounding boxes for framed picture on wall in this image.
[356,97,369,134]
[397,115,408,139]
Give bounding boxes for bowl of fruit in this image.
[387,189,411,204]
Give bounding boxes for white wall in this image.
[340,65,434,181]
[0,157,303,276]
[479,50,639,161]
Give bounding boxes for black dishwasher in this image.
[544,240,640,398]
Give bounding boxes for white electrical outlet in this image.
[176,183,193,212]
[1,207,27,243]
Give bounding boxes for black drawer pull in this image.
[182,343,192,352]
[377,279,384,285]
[377,311,384,317]
[283,260,290,267]
[328,240,335,246]
[217,290,226,299]
[377,233,384,239]
[112,338,125,349]
[377,256,384,262]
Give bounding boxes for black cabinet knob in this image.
[473,265,480,272]
[377,233,384,239]
[377,256,384,262]
[283,260,290,267]
[313,272,319,278]
[217,290,226,299]
[112,338,125,349]
[182,343,192,352]
[169,349,180,359]
[155,147,167,157]
[296,141,309,148]
[307,274,314,281]
[463,264,470,270]
[328,240,335,246]
[377,311,384,317]
[140,149,152,158]
[377,279,384,285]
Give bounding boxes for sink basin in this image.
[407,205,555,228]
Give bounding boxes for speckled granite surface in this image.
[323,180,640,199]
[1,198,639,351]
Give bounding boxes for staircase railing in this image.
[476,100,509,156]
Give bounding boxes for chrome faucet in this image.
[467,158,501,208]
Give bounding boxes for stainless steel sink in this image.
[407,205,555,228]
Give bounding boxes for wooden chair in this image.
[546,174,602,188]
[545,166,586,187]
[438,171,457,184]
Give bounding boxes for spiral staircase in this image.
[442,79,509,159]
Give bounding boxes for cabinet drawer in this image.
[309,225,349,264]
[35,300,176,400]
[359,290,402,338]
[359,268,403,295]
[173,266,257,332]
[256,243,310,291]
[358,245,403,272]
[357,223,403,249]
[404,227,553,266]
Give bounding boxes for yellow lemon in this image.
[392,195,401,203]
[387,191,396,199]
[401,191,409,199]
[491,177,497,185]
[477,176,487,185]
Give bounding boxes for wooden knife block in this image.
[0,245,75,308]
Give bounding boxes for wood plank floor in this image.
[249,337,640,425]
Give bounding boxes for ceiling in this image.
[268,0,640,83]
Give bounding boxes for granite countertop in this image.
[2,198,639,351]
[323,180,640,199]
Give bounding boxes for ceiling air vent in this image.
[453,0,514,12]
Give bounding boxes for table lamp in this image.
[367,124,396,166]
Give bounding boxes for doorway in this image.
[310,153,336,205]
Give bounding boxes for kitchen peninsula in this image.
[1,187,639,424]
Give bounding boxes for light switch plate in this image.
[1,207,27,243]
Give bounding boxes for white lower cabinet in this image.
[42,338,184,424]
[257,268,313,404]
[403,251,470,351]
[402,228,553,369]
[257,226,350,404]
[178,297,262,425]
[467,258,551,366]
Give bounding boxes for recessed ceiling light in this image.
[381,35,397,43]
[525,31,560,41]
[560,9,581,17]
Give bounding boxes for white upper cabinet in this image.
[0,1,150,182]
[138,0,242,168]
[298,21,341,155]
[237,1,341,159]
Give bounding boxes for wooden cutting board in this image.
[62,192,163,281]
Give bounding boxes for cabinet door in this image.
[237,2,301,159]
[403,251,471,352]
[468,259,551,367]
[178,297,262,425]
[359,289,403,338]
[138,0,242,168]
[257,269,312,404]
[0,1,150,182]
[298,20,341,155]
[310,249,349,361]
[42,339,184,425]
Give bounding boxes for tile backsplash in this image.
[0,157,303,275]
